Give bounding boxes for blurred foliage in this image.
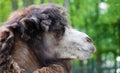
[0,0,120,73]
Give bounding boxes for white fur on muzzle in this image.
[56,27,96,60]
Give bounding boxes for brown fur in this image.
[0,4,71,73]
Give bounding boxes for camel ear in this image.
[19,17,51,32]
[19,17,39,30]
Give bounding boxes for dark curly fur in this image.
[0,4,71,73]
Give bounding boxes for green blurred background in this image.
[0,0,120,73]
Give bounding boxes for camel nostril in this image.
[90,48,95,53]
[90,46,96,53]
[86,37,93,42]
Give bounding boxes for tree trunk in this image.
[79,61,83,73]
[96,55,103,73]
[23,0,33,7]
[30,0,34,4]
[117,18,120,54]
[12,0,18,10]
[63,0,69,9]
[40,0,44,3]
[49,0,53,3]
[23,0,27,7]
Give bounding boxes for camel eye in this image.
[86,37,93,42]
